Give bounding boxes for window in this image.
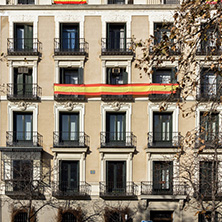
[60,24,79,52]
[200,112,218,143]
[152,68,177,84]
[108,0,125,4]
[199,161,217,197]
[14,212,28,222]
[60,68,83,84]
[18,0,34,4]
[14,24,33,52]
[198,211,218,222]
[14,67,33,97]
[150,211,173,222]
[60,161,79,193]
[13,112,33,145]
[154,23,172,45]
[153,112,172,146]
[153,161,173,194]
[106,67,127,85]
[59,113,79,146]
[13,160,33,192]
[107,24,126,51]
[62,212,77,222]
[106,112,126,146]
[106,161,126,193]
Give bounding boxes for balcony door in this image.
[201,70,217,97]
[60,24,79,51]
[59,113,79,144]
[153,113,172,146]
[14,112,33,144]
[107,68,127,85]
[14,24,33,51]
[154,23,171,45]
[150,211,173,222]
[106,161,126,193]
[60,161,79,193]
[153,68,177,84]
[200,113,218,142]
[60,68,83,84]
[106,112,126,145]
[14,68,32,97]
[13,160,33,192]
[153,161,173,194]
[107,24,126,51]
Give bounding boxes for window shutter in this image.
[24,25,33,50]
[171,67,177,83]
[60,68,64,84]
[152,67,156,83]
[78,68,83,84]
[122,71,128,84]
[107,68,111,84]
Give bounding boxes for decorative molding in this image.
[13,101,33,111]
[60,102,83,111]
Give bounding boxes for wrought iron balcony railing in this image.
[100,132,136,148]
[101,38,133,55]
[195,132,222,148]
[6,131,43,147]
[148,132,181,148]
[196,46,222,55]
[196,83,222,101]
[141,181,187,195]
[7,83,42,101]
[52,181,91,199]
[101,95,134,102]
[163,0,180,3]
[5,179,45,198]
[54,94,86,101]
[18,0,34,3]
[53,131,89,148]
[54,38,88,55]
[7,38,40,56]
[99,181,138,198]
[149,90,180,101]
[108,0,125,3]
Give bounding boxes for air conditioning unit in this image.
[111,68,121,74]
[18,67,29,74]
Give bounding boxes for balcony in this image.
[101,38,133,55]
[149,89,180,101]
[6,131,43,147]
[52,181,91,199]
[17,0,35,3]
[7,38,40,56]
[7,84,42,101]
[101,95,134,102]
[100,132,136,148]
[196,83,222,101]
[5,180,45,199]
[141,181,187,196]
[53,132,89,148]
[54,38,88,56]
[195,132,222,149]
[163,0,180,3]
[99,181,137,199]
[147,132,181,148]
[54,94,86,102]
[196,46,222,56]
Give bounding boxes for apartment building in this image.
[0,0,220,221]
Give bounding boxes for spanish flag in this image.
[54,83,179,96]
[54,0,87,4]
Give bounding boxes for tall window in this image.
[14,212,28,222]
[200,112,218,142]
[60,24,79,51]
[106,112,126,144]
[14,24,33,51]
[18,0,34,4]
[14,67,33,96]
[150,211,173,222]
[59,113,79,144]
[13,112,33,144]
[106,68,127,85]
[107,24,126,51]
[154,23,172,45]
[153,113,172,146]
[60,68,83,84]
[106,161,126,193]
[60,161,79,193]
[13,160,33,191]
[152,68,177,84]
[153,161,173,194]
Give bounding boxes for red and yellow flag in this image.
[54,0,87,4]
[54,83,179,96]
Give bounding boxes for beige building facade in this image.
[0,0,218,222]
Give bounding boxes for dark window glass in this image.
[18,0,34,4]
[14,212,28,222]
[60,68,83,84]
[154,23,172,45]
[13,112,33,143]
[150,211,173,222]
[60,161,79,193]
[107,24,126,50]
[153,113,172,145]
[106,68,127,84]
[106,161,126,193]
[153,68,177,84]
[153,161,173,194]
[198,211,218,222]
[60,24,79,51]
[14,24,33,51]
[108,0,125,4]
